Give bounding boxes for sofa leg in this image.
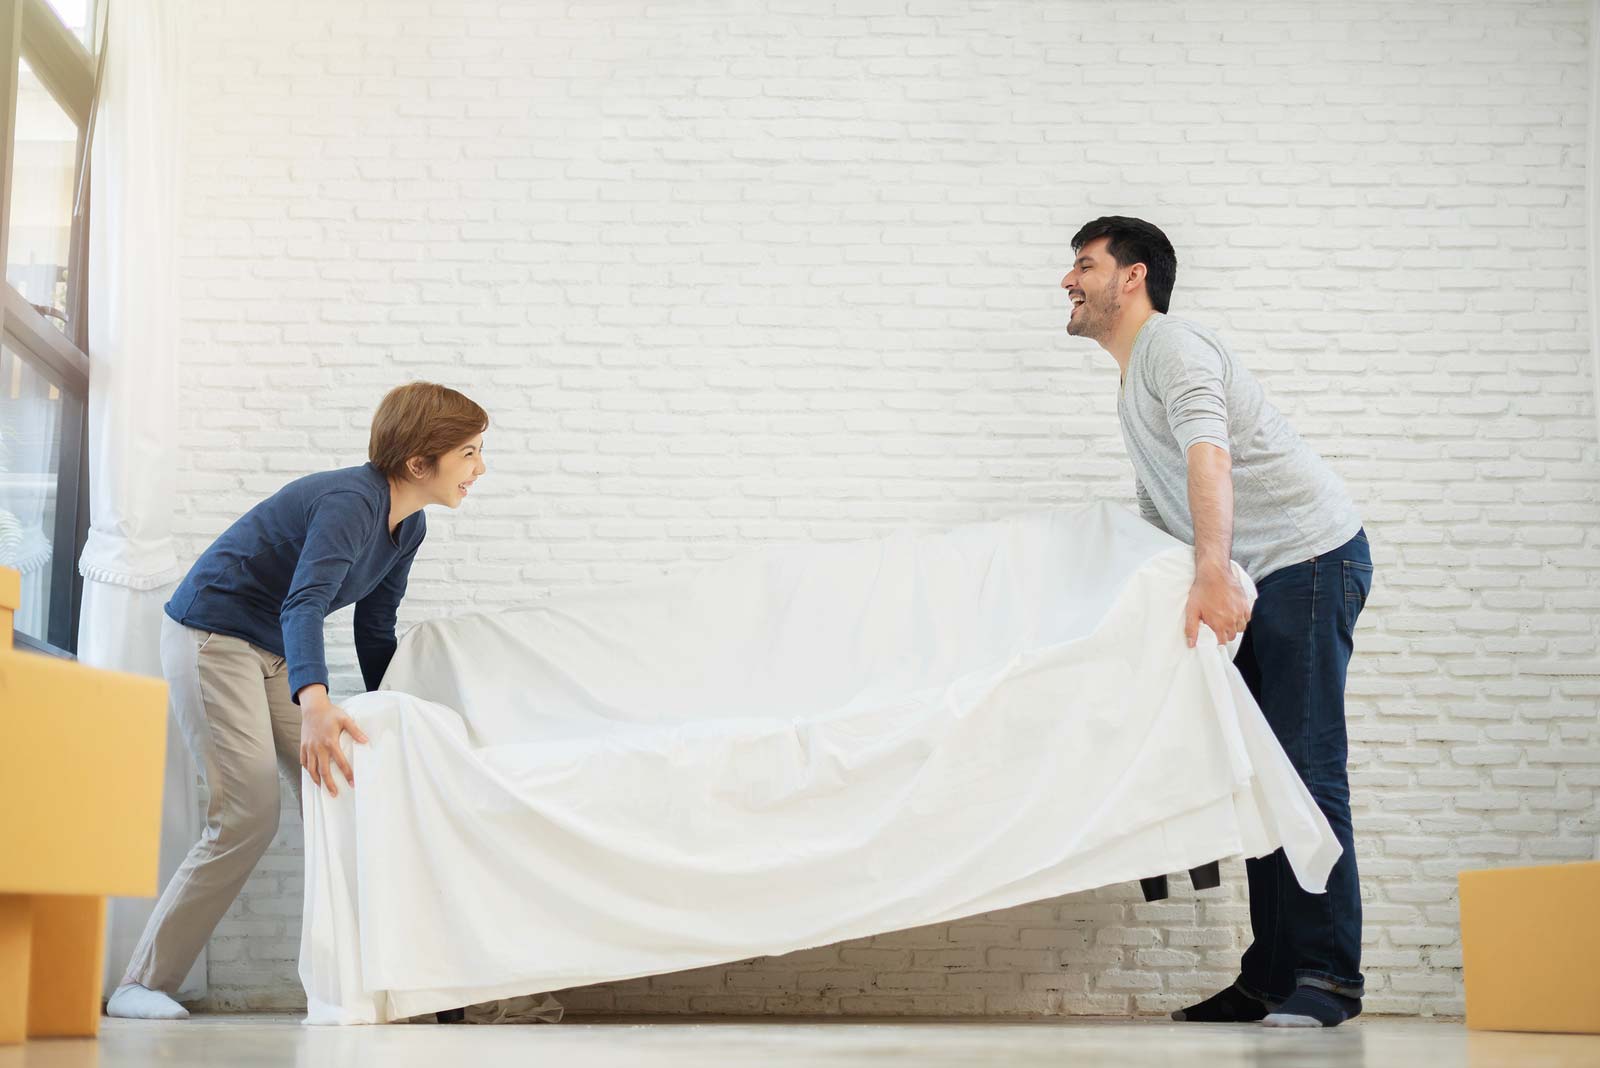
[1188,861,1222,891]
[1139,875,1169,902]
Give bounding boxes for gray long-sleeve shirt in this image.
[1116,312,1362,582]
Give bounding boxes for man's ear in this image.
[1124,262,1148,294]
[405,456,429,480]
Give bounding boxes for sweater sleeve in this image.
[352,521,424,691]
[280,491,379,703]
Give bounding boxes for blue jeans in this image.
[1232,529,1373,1003]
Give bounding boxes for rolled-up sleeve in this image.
[1150,331,1231,456]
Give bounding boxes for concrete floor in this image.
[2,1015,1596,1068]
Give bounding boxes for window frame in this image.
[1,0,96,655]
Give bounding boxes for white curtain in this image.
[77,0,203,999]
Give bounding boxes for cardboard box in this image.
[1459,860,1600,1034]
[0,566,168,1043]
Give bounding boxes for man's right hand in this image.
[298,685,369,798]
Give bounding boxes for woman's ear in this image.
[405,456,428,481]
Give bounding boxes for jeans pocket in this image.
[194,629,217,654]
[1342,560,1373,610]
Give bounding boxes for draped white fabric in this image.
[299,504,1339,1024]
[77,0,203,998]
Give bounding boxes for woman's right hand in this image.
[298,685,369,797]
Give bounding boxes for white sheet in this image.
[298,503,1339,1024]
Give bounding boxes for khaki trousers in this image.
[122,616,302,994]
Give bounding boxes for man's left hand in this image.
[1185,564,1251,648]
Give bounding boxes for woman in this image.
[106,382,488,1020]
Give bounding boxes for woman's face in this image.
[409,435,486,508]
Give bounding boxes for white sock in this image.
[1261,1012,1322,1028]
[106,983,189,1020]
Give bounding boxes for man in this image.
[1061,217,1374,1028]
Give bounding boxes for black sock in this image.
[1171,984,1274,1023]
[1262,987,1362,1027]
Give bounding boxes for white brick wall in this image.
[173,0,1599,1016]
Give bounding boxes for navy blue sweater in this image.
[165,462,426,701]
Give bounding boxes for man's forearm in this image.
[1186,442,1235,576]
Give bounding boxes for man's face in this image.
[1060,237,1122,341]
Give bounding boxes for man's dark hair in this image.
[1070,216,1177,314]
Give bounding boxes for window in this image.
[0,342,66,644]
[2,0,95,654]
[41,0,91,48]
[8,58,78,332]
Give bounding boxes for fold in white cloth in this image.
[299,503,1339,1024]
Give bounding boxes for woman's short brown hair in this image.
[368,382,489,480]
